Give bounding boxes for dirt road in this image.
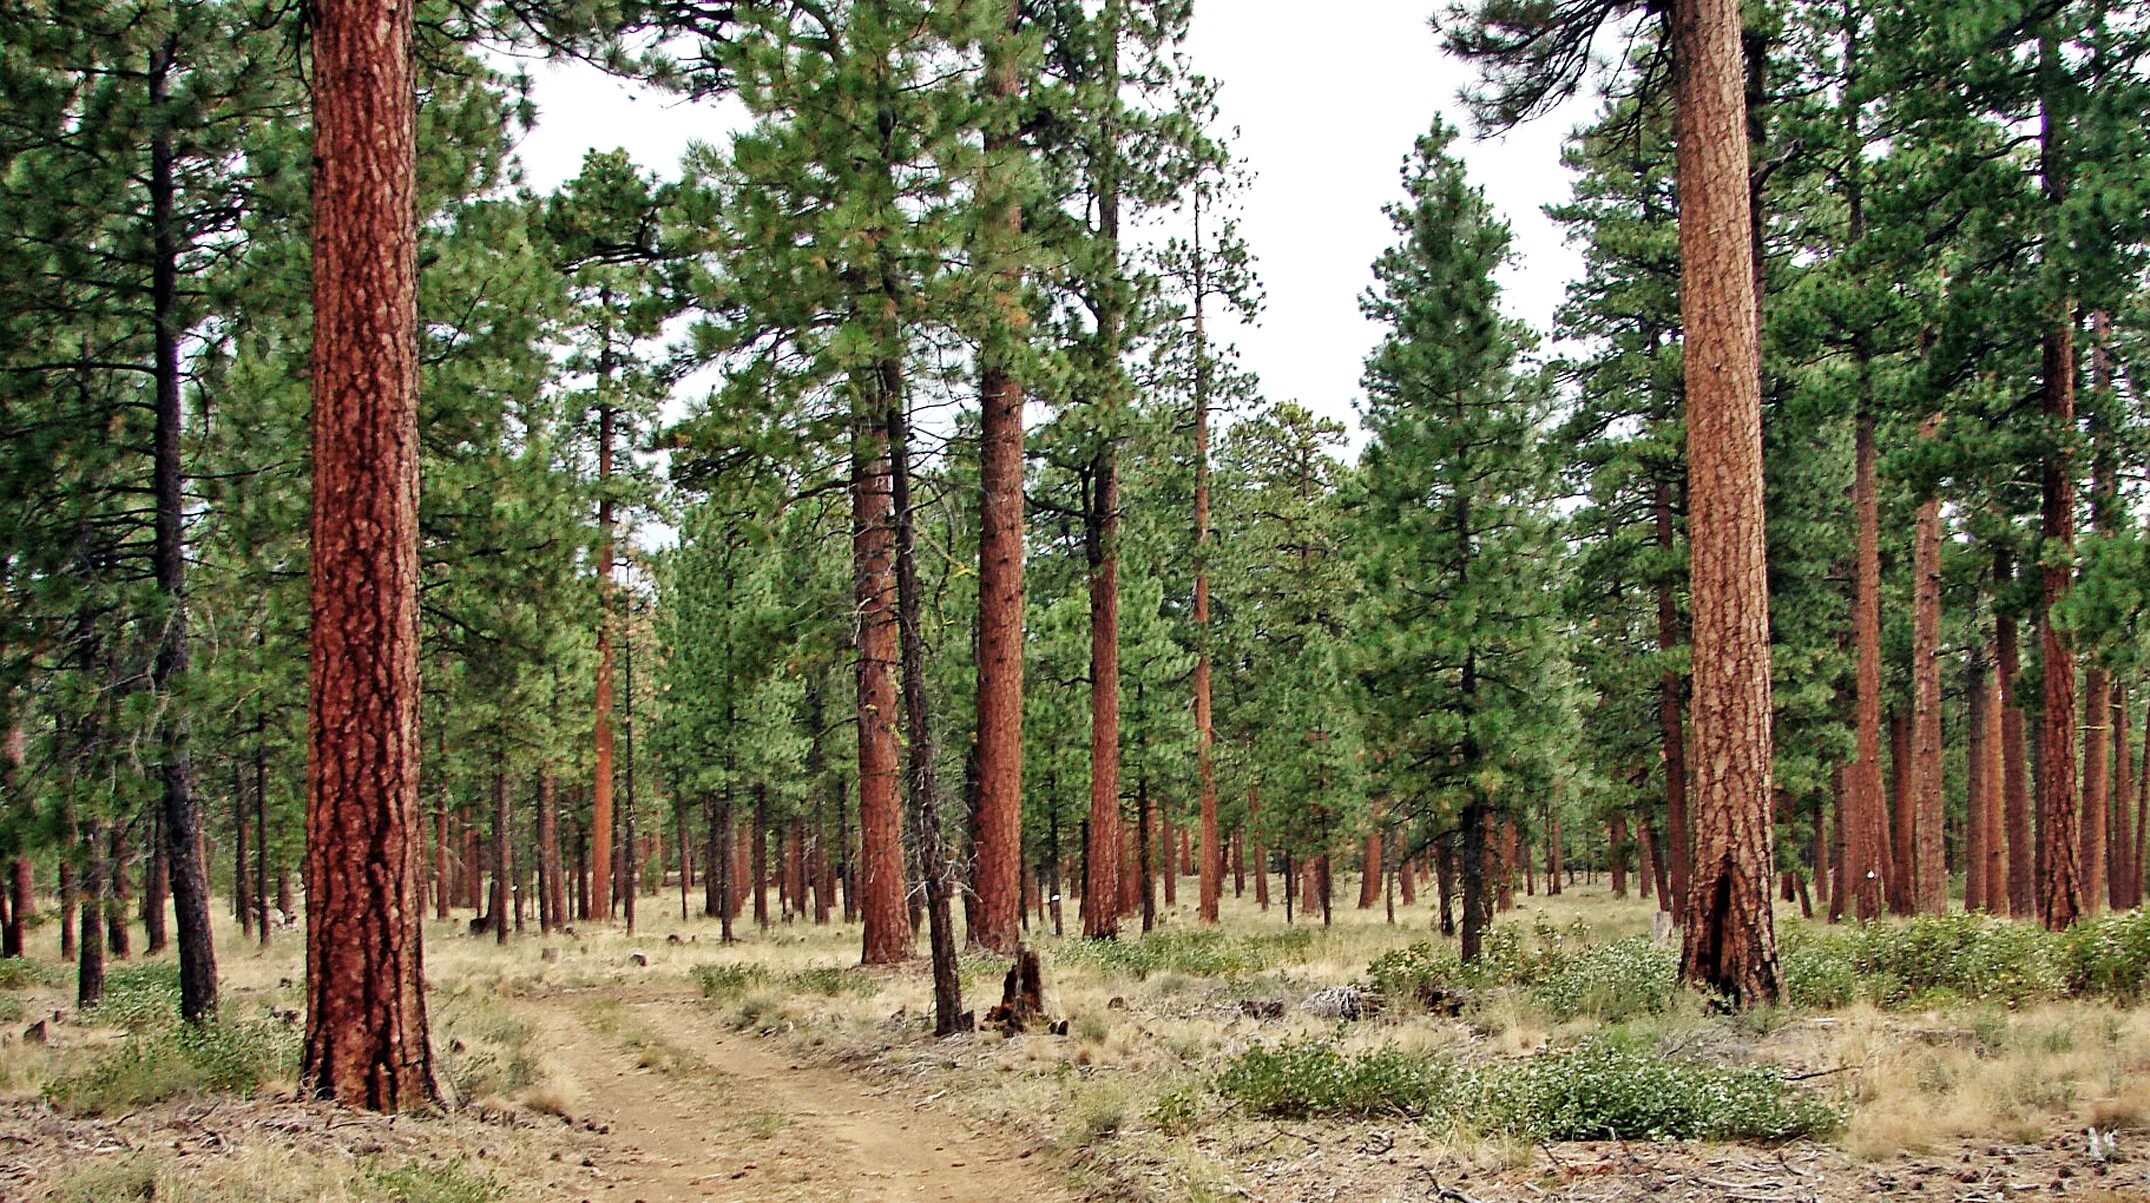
[524,989,1066,1202]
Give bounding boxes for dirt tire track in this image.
[527,988,1066,1202]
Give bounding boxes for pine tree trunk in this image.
[970,0,1026,956]
[1250,788,1267,910]
[147,38,217,1023]
[1996,556,2035,917]
[491,758,511,945]
[592,335,618,925]
[854,364,914,963]
[1545,803,1563,896]
[1888,708,1912,915]
[1911,442,1946,915]
[1672,0,1778,1006]
[1193,192,1222,928]
[536,771,558,933]
[1966,648,1992,912]
[2108,683,2132,911]
[888,379,963,1031]
[1653,481,1691,923]
[1848,411,1888,920]
[303,0,434,1106]
[1083,0,1126,943]
[2033,31,2084,931]
[2085,312,2117,912]
[77,821,106,1008]
[1610,815,1629,898]
[1358,825,1382,909]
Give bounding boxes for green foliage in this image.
[1218,1041,1470,1120]
[0,957,58,990]
[41,1020,297,1115]
[1051,927,1316,981]
[2058,912,2150,1002]
[691,962,770,998]
[1779,917,2063,1009]
[1530,938,1679,1022]
[84,962,186,1032]
[363,1160,507,1203]
[1368,923,1675,1022]
[1219,1038,1841,1141]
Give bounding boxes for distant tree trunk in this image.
[143,835,169,954]
[1610,815,1630,898]
[1654,481,1691,923]
[1193,190,1222,929]
[1984,661,2009,913]
[2113,684,2136,911]
[1996,556,2035,918]
[78,822,106,1008]
[1250,789,1267,910]
[1358,824,1382,909]
[536,770,558,933]
[2083,314,2116,913]
[147,38,217,1023]
[1910,444,1946,915]
[1231,825,1245,898]
[1399,853,1417,906]
[490,755,511,946]
[2033,31,2084,932]
[303,0,435,1107]
[5,858,28,961]
[888,384,963,1031]
[1161,804,1177,906]
[1544,802,1563,896]
[1965,648,1992,912]
[592,343,618,925]
[1847,411,1888,921]
[106,825,130,959]
[1888,709,1912,914]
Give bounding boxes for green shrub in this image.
[1367,942,1458,1007]
[1780,916,2063,1009]
[0,956,57,990]
[84,962,185,1032]
[1053,926,1320,981]
[785,965,878,996]
[1488,1039,1842,1141]
[1530,937,1678,1021]
[2059,911,2150,1001]
[691,962,769,998]
[364,1160,506,1203]
[1218,1040,1472,1119]
[41,1020,297,1115]
[1217,1038,1841,1142]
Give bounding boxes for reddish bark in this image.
[1610,815,1630,898]
[1673,0,1778,1004]
[1847,410,1888,921]
[1654,481,1691,923]
[1910,440,1946,915]
[1996,559,2034,918]
[1965,650,1992,912]
[1358,825,1382,909]
[304,0,435,1105]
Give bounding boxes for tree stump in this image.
[982,948,1047,1034]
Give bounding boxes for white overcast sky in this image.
[507,1,1591,439]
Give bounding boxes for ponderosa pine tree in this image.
[1354,122,1562,963]
[303,0,434,1109]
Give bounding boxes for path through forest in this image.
[525,988,1066,1202]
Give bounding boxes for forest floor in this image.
[2,881,2150,1201]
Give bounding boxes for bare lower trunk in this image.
[303,0,434,1106]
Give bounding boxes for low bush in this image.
[0,956,57,990]
[84,962,185,1032]
[41,1019,298,1115]
[1780,916,2062,1008]
[1218,1040,1470,1119]
[2058,910,2150,1001]
[691,962,769,998]
[1218,1037,1842,1142]
[1053,926,1319,981]
[786,965,879,996]
[365,1159,506,1203]
[1529,937,1678,1021]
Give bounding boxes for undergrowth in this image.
[1218,1037,1842,1141]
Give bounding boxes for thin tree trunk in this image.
[1910,436,1946,915]
[1083,0,1126,942]
[491,753,510,946]
[1654,481,1691,923]
[147,37,217,1022]
[1610,815,1630,898]
[304,0,434,1105]
[1997,556,2035,918]
[78,822,106,1008]
[1966,647,1992,912]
